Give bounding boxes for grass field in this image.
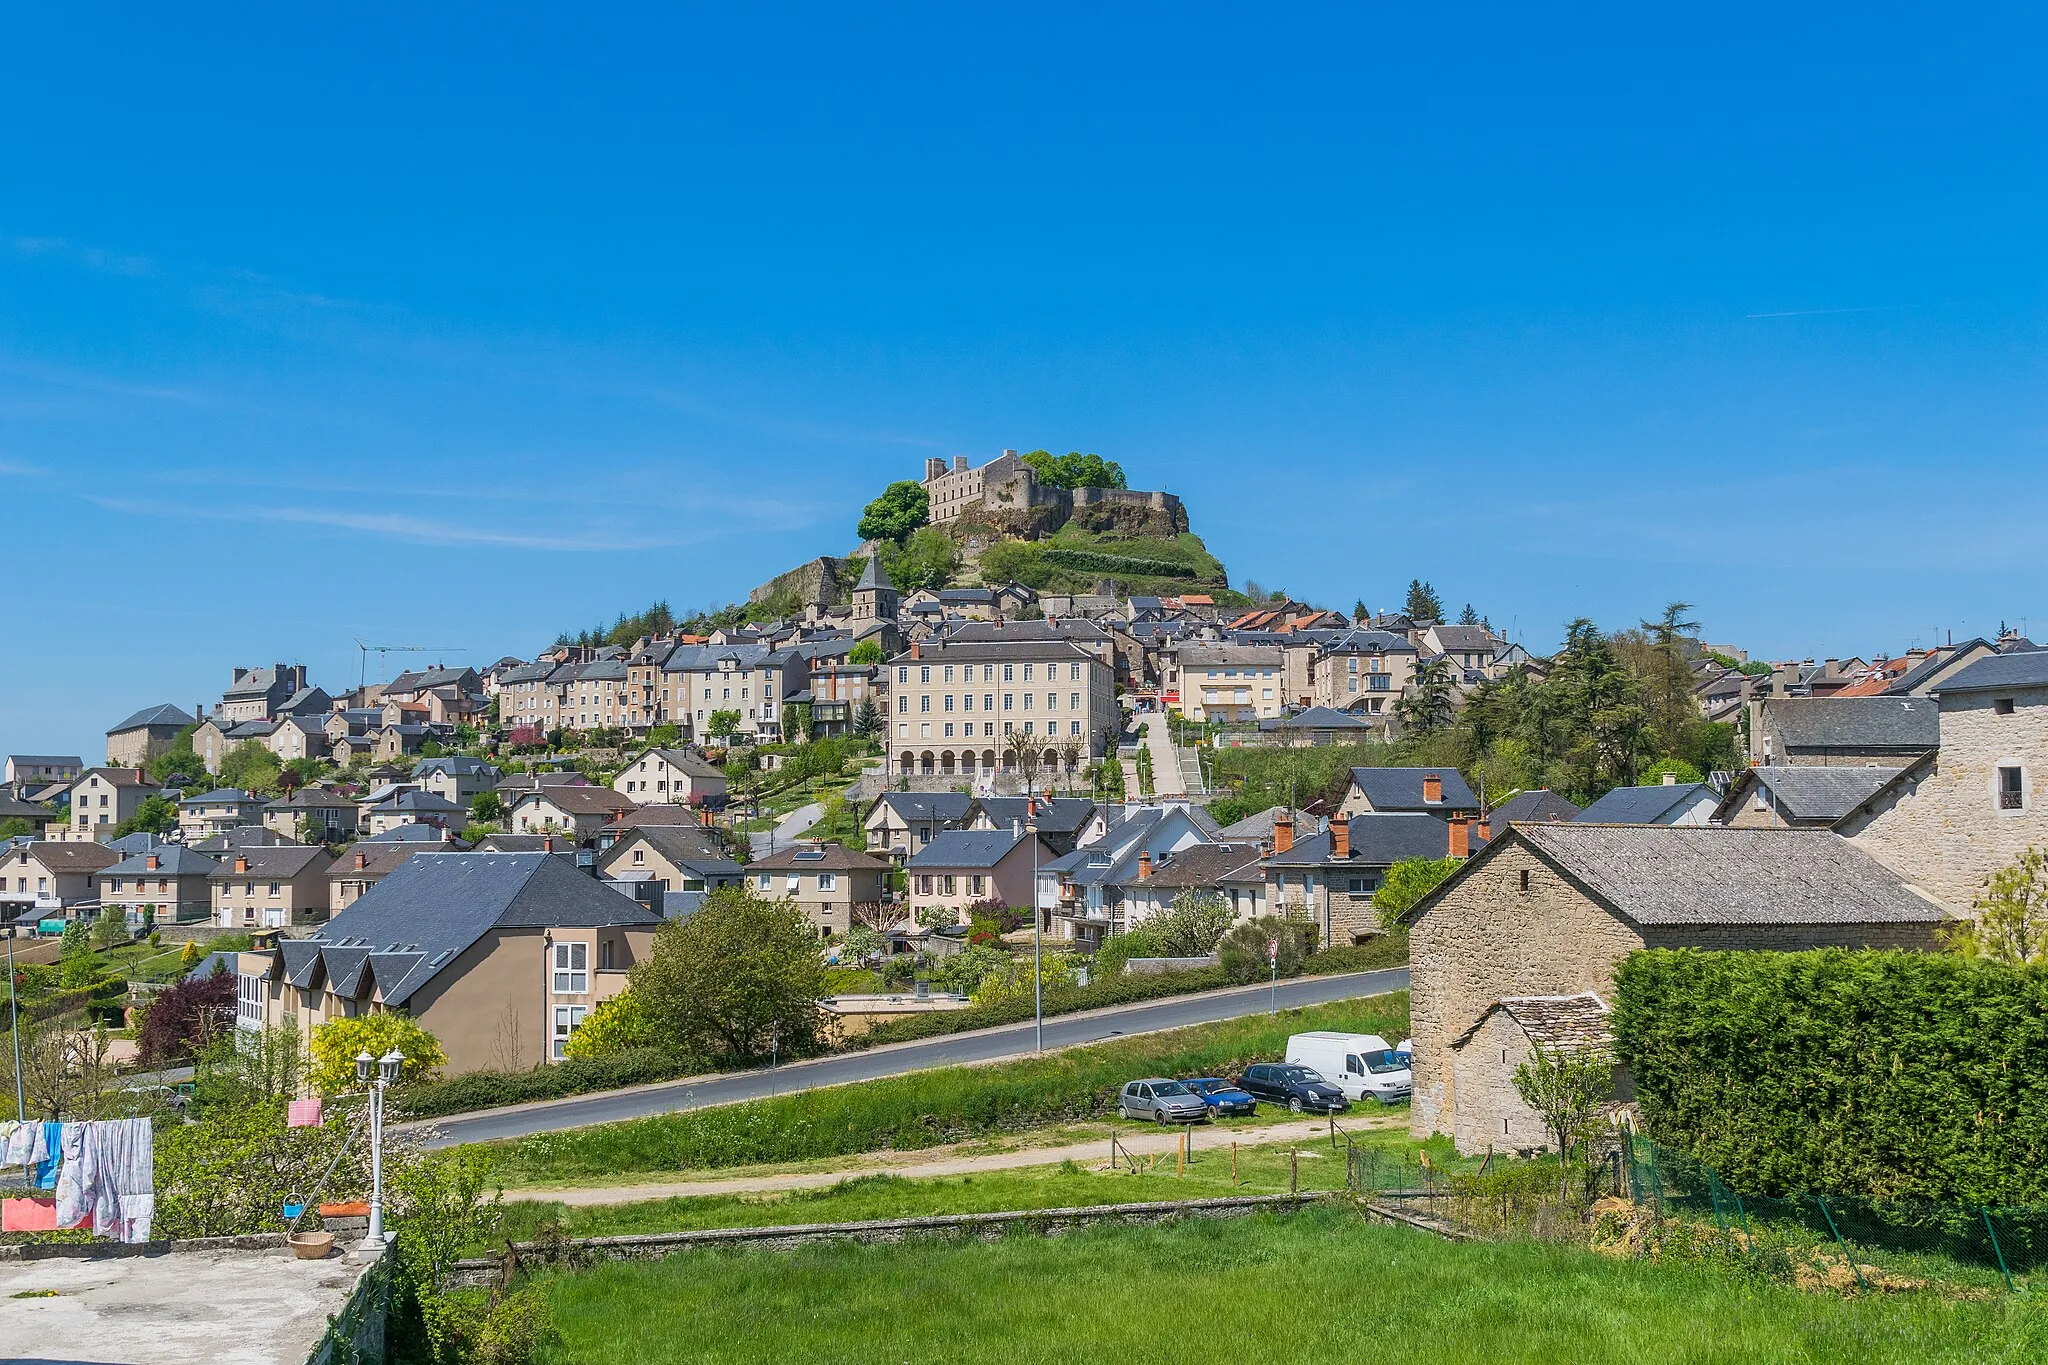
[485,995,1410,1187]
[531,1205,2048,1364]
[490,1130,1438,1246]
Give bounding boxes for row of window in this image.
[899,662,1086,684]
[755,871,839,893]
[915,874,986,897]
[899,720,1085,738]
[907,692,1083,713]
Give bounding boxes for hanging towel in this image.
[53,1123,94,1229]
[34,1121,62,1189]
[0,1120,37,1168]
[89,1118,153,1244]
[287,1097,323,1128]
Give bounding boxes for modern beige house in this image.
[509,786,636,843]
[264,789,362,842]
[1,842,120,924]
[178,787,267,837]
[68,768,162,837]
[1169,644,1285,725]
[412,756,503,807]
[883,637,1117,779]
[746,842,892,937]
[104,705,194,767]
[594,824,743,892]
[611,748,728,806]
[863,792,974,857]
[235,851,661,1073]
[904,828,1053,921]
[1403,824,1948,1153]
[96,845,220,928]
[209,845,335,929]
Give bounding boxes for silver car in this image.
[1117,1077,1209,1125]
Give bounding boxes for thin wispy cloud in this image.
[0,459,42,476]
[88,496,702,553]
[12,235,154,277]
[1745,304,1912,320]
[0,355,209,406]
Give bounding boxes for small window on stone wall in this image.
[1996,698,2016,716]
[1518,869,1531,892]
[1999,766,2024,811]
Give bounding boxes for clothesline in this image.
[0,1118,154,1243]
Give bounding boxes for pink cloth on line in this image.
[1,1195,68,1232]
[288,1098,323,1129]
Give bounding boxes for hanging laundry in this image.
[53,1123,92,1229]
[88,1118,153,1244]
[1,1194,59,1233]
[2,1120,46,1169]
[287,1097,323,1129]
[34,1121,62,1189]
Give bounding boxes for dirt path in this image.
[510,1112,1403,1206]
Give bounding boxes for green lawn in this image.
[483,995,1411,1186]
[532,1205,2048,1364]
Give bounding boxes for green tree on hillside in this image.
[858,481,930,543]
[218,742,283,796]
[1404,579,1444,622]
[852,698,883,739]
[881,526,958,592]
[1372,856,1463,928]
[114,795,179,837]
[848,639,884,666]
[1021,450,1127,490]
[1944,847,2048,966]
[1396,657,1456,735]
[631,888,827,1065]
[707,710,743,742]
[148,725,208,785]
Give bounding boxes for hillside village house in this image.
[1573,780,1717,826]
[594,824,741,893]
[663,644,805,743]
[510,786,635,844]
[1839,651,2048,910]
[1710,767,1904,829]
[178,788,266,837]
[611,748,728,806]
[237,851,661,1073]
[1040,804,1216,944]
[1403,824,1948,1154]
[97,845,219,928]
[328,840,459,911]
[210,845,335,929]
[5,756,83,787]
[69,768,162,836]
[1265,810,1486,946]
[905,828,1055,921]
[361,789,467,836]
[1749,696,1940,767]
[1170,644,1286,725]
[747,842,891,937]
[1109,840,1268,926]
[217,664,310,725]
[264,789,362,842]
[968,796,1097,856]
[1336,768,1480,821]
[1,842,120,925]
[1293,629,1420,713]
[412,756,503,806]
[864,792,975,857]
[884,637,1118,778]
[104,705,195,767]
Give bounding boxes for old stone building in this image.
[1710,765,1903,829]
[1449,993,1626,1156]
[1841,651,2048,910]
[1748,696,1939,766]
[1405,824,1949,1151]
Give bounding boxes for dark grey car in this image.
[1117,1077,1209,1124]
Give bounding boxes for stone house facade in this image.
[1405,824,1948,1152]
[746,842,892,937]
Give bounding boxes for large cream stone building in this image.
[883,636,1117,779]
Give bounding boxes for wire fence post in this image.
[1232,1141,1239,1188]
[1979,1208,2016,1294]
[1814,1196,1867,1292]
[1290,1149,1299,1196]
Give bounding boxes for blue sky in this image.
[3,5,2043,760]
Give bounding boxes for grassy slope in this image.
[536,1206,2047,1365]
[485,995,1409,1186]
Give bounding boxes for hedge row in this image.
[1613,949,2048,1204]
[392,1048,703,1120]
[1039,547,1198,580]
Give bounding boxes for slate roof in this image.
[413,756,502,780]
[907,828,1028,870]
[103,846,220,877]
[517,786,634,817]
[750,843,890,871]
[971,796,1095,837]
[1453,993,1612,1052]
[0,796,50,822]
[80,768,159,790]
[181,788,263,807]
[1574,783,1712,825]
[854,553,892,592]
[303,852,659,1005]
[107,703,194,734]
[607,824,733,866]
[941,619,1112,646]
[634,748,725,780]
[1214,806,1325,842]
[208,845,331,879]
[1267,812,1483,868]
[1767,697,1940,751]
[1259,706,1375,733]
[21,842,121,874]
[266,788,358,811]
[365,823,457,843]
[871,792,975,825]
[889,639,1100,666]
[1348,767,1479,812]
[1719,767,1905,824]
[471,833,580,854]
[1509,825,1948,926]
[1933,650,2048,696]
[1138,841,1266,889]
[8,755,82,768]
[1491,789,1583,827]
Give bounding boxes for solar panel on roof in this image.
[792,850,827,861]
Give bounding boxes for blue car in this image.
[1182,1077,1258,1119]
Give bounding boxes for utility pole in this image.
[1029,800,1043,1052]
[8,931,25,1123]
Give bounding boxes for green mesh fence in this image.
[1623,1132,2044,1293]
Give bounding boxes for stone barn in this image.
[1403,824,1951,1152]
[1449,992,1628,1156]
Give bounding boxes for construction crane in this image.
[354,639,468,690]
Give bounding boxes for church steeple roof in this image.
[856,554,894,593]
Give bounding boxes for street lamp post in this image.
[357,1047,405,1255]
[7,930,25,1124]
[1029,799,1043,1053]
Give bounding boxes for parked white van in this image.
[1284,1031,1413,1105]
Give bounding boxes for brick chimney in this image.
[234,855,249,874]
[1476,816,1491,842]
[1448,816,1470,860]
[1423,774,1443,804]
[1273,811,1294,855]
[911,641,921,660]
[146,854,160,871]
[543,835,554,853]
[1137,850,1152,880]
[354,851,367,870]
[1330,819,1349,860]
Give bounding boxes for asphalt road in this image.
[418,966,1409,1148]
